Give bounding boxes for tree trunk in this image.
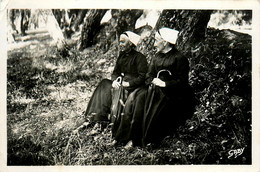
[135,12,161,62]
[52,10,64,28]
[78,9,107,50]
[158,10,213,56]
[70,10,88,32]
[96,9,143,53]
[20,10,26,36]
[51,9,142,51]
[8,9,18,33]
[46,10,65,49]
[111,9,143,35]
[19,9,31,36]
[52,9,89,39]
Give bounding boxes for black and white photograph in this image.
[1,0,260,171]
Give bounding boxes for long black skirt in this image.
[113,84,195,147]
[142,84,195,145]
[84,79,112,122]
[113,87,147,146]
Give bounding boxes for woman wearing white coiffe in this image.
[112,27,195,147]
[83,31,148,131]
[142,27,195,145]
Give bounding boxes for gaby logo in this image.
[228,147,245,158]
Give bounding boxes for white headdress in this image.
[123,31,141,46]
[156,27,179,44]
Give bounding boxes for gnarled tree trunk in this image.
[70,10,88,32]
[111,9,143,35]
[158,10,213,56]
[78,9,108,50]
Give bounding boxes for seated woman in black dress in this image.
[142,27,195,145]
[112,27,195,147]
[83,31,148,132]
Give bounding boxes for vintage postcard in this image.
[0,0,259,171]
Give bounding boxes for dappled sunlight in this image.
[38,112,53,118]
[44,62,58,71]
[56,61,74,73]
[135,9,161,29]
[47,82,87,101]
[11,120,33,137]
[8,40,39,51]
[8,28,51,51]
[12,124,21,135]
[31,55,74,73]
[48,85,77,102]
[208,10,252,35]
[54,119,71,130]
[13,97,35,104]
[80,69,93,76]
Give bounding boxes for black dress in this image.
[114,47,195,146]
[84,48,148,123]
[113,86,147,146]
[142,47,195,145]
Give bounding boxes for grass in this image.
[7,32,99,165]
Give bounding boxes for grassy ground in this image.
[7,28,251,165]
[7,30,116,165]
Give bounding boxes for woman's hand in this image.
[152,78,166,87]
[112,79,121,89]
[112,77,129,89]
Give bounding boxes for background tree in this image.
[52,9,108,51]
[111,9,143,35]
[7,9,31,36]
[97,9,143,53]
[52,9,89,39]
[78,9,108,50]
[157,10,212,56]
[20,9,31,36]
[8,9,18,34]
[57,9,144,51]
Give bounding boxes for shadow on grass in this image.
[8,135,53,165]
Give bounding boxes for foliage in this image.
[183,28,251,164]
[210,10,252,27]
